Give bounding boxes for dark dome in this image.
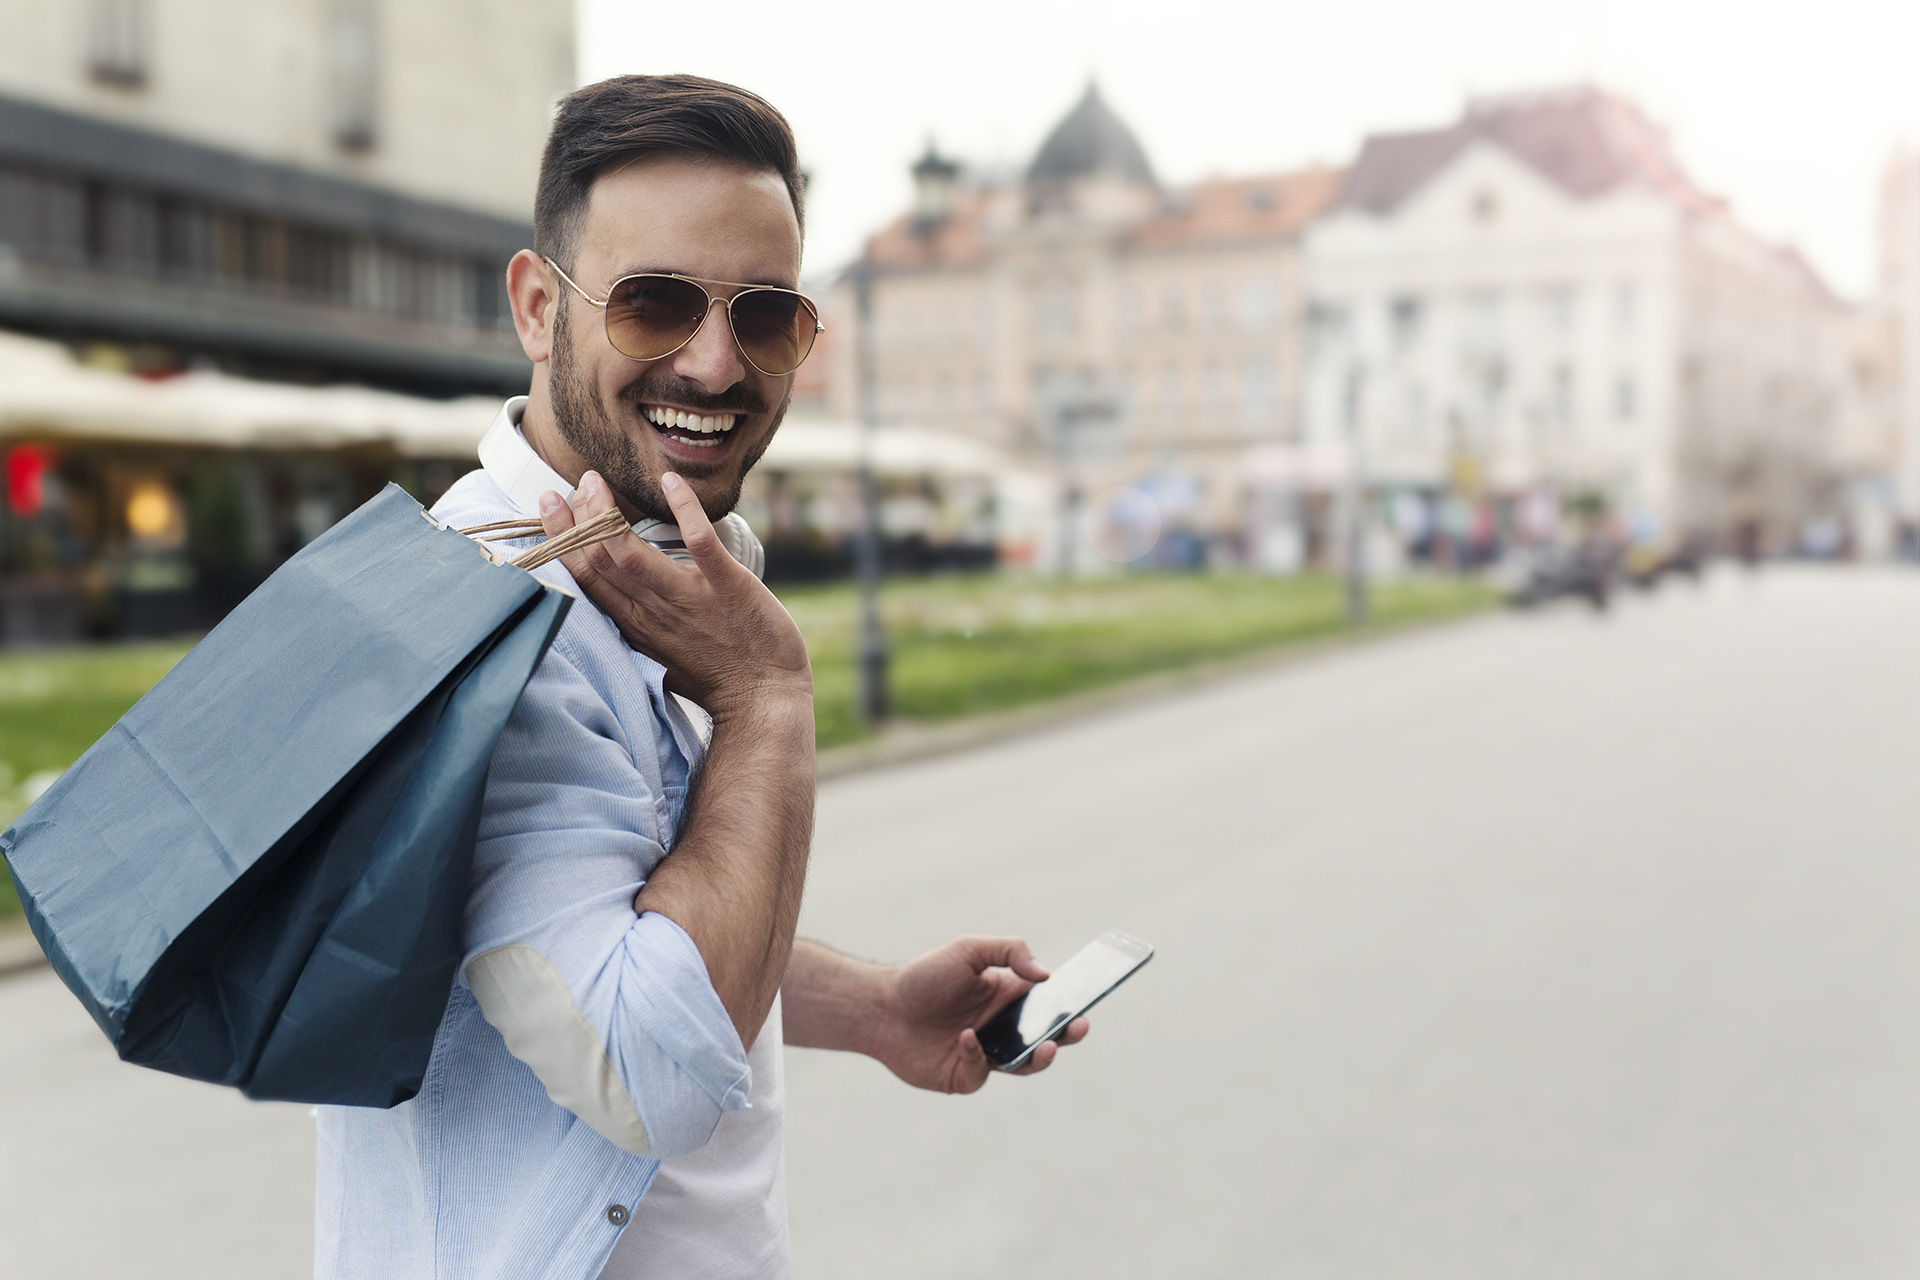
[1027,84,1156,188]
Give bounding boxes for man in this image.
[314,74,1088,1280]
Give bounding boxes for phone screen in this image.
[975,930,1152,1069]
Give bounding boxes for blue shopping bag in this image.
[1,484,571,1107]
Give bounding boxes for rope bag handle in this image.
[455,508,630,572]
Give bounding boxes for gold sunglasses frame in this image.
[544,256,824,377]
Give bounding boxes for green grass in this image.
[0,641,195,916]
[782,572,1496,750]
[0,572,1495,917]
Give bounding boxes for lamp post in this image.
[1343,362,1369,626]
[850,263,890,723]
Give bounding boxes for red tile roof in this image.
[856,165,1343,271]
[1339,85,1725,218]
[1129,167,1345,249]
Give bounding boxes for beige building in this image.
[830,86,1341,555]
[0,0,572,393]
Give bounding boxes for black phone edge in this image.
[986,947,1153,1072]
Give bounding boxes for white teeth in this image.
[645,406,737,435]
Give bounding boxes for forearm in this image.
[634,690,815,1048]
[781,938,893,1053]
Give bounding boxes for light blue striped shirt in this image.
[314,401,780,1280]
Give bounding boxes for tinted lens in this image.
[728,289,818,375]
[603,274,710,360]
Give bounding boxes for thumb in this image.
[959,935,1050,983]
[538,488,577,537]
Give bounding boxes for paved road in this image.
[7,568,1920,1277]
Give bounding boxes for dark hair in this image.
[534,74,804,268]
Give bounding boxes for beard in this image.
[548,301,788,523]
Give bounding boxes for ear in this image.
[506,249,560,365]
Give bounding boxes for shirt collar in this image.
[478,396,680,545]
[478,396,573,516]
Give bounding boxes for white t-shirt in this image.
[598,997,790,1278]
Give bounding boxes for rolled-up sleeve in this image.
[457,624,749,1159]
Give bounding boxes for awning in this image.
[0,331,1051,485]
[0,329,498,457]
[760,415,1027,481]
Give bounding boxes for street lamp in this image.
[850,263,890,724]
[1343,362,1369,626]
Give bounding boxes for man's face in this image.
[546,155,802,523]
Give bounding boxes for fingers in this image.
[956,935,1050,983]
[555,472,678,601]
[658,472,732,579]
[1013,1041,1058,1074]
[1010,1018,1089,1076]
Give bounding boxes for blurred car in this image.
[1624,535,1708,589]
[1508,541,1617,611]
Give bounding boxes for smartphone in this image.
[975,929,1153,1071]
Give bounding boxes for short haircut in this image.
[534,74,805,269]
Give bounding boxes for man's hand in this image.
[539,468,814,1051]
[783,937,1091,1095]
[539,469,810,720]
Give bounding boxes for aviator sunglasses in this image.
[545,257,824,377]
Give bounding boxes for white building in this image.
[1301,87,1856,550]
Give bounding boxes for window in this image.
[1615,282,1637,332]
[330,0,381,151]
[1545,285,1575,336]
[888,299,919,349]
[1615,374,1637,422]
[1471,187,1499,224]
[88,0,149,88]
[1400,384,1427,440]
[1159,363,1182,414]
[1469,290,1501,341]
[1034,287,1076,337]
[1201,362,1224,417]
[1239,358,1279,429]
[1160,285,1184,333]
[1305,298,1348,352]
[1552,364,1574,429]
[1239,278,1278,332]
[1390,294,1424,352]
[1199,281,1225,332]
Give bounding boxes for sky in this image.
[580,0,1920,298]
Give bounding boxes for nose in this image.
[668,297,747,393]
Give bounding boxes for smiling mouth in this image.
[643,404,739,449]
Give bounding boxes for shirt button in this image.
[607,1204,629,1226]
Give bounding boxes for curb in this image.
[0,925,47,981]
[815,606,1496,783]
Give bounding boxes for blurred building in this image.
[1301,87,1858,555]
[0,0,570,640]
[0,0,569,392]
[831,85,1342,563]
[1875,148,1920,542]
